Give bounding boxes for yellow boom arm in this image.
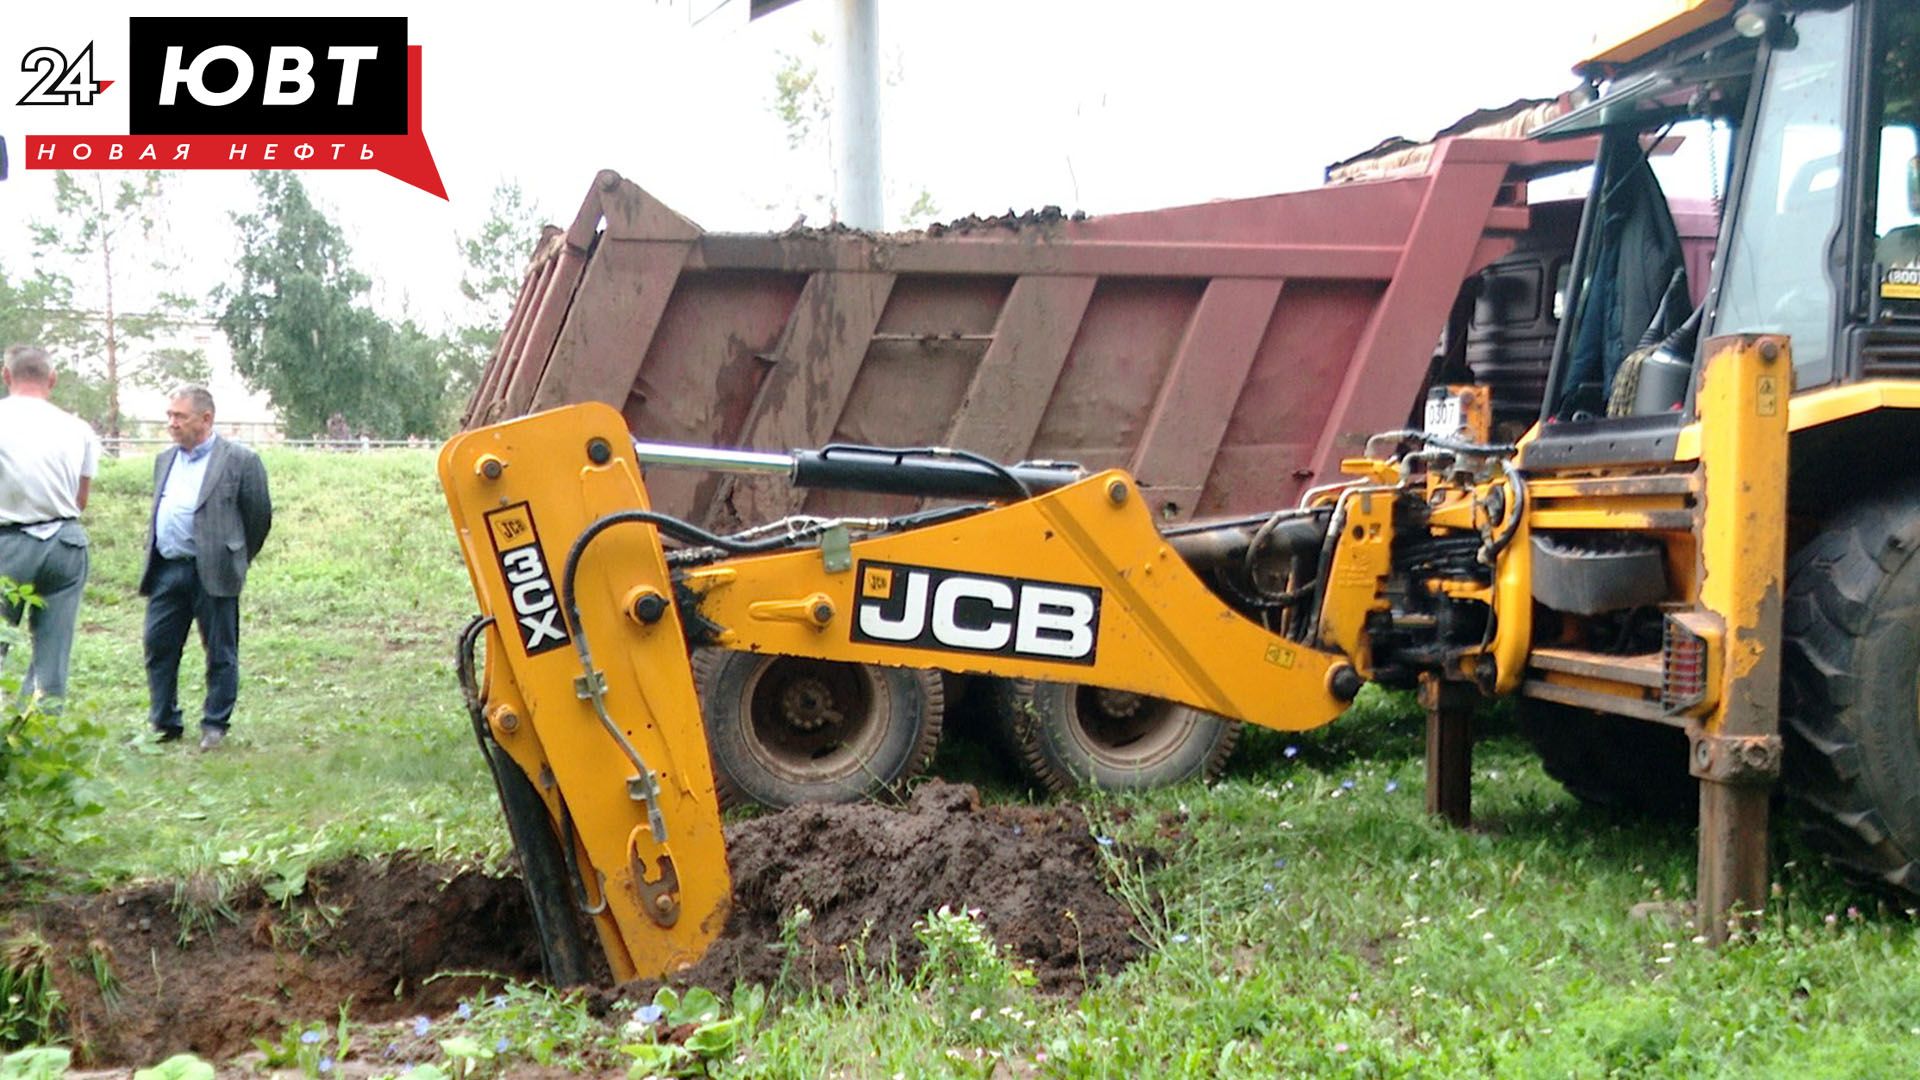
[440,402,1368,979]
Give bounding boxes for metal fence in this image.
[100,436,439,456]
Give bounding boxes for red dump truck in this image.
[461,124,1710,807]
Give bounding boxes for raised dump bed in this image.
[468,137,1599,524]
[462,135,1602,806]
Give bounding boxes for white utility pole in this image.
[834,0,883,229]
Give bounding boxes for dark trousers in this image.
[144,556,241,733]
[0,522,89,706]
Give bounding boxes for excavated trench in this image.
[7,782,1141,1068]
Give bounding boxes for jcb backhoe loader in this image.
[442,0,1920,982]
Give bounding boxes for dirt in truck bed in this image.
[775,205,1089,243]
[5,782,1139,1067]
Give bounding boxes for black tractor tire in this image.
[1518,698,1694,821]
[691,649,944,810]
[990,678,1240,793]
[1782,488,1920,895]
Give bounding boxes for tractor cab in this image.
[1464,0,1920,925]
[1525,0,1918,475]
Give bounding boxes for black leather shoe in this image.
[155,727,184,744]
[198,727,226,751]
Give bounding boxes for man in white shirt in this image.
[0,345,100,709]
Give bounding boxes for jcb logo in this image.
[851,560,1099,664]
[484,503,572,656]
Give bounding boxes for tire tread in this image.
[1783,487,1920,892]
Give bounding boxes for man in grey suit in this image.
[139,385,272,750]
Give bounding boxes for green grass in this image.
[10,450,1920,1077]
[46,448,507,887]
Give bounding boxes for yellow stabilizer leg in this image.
[440,408,732,983]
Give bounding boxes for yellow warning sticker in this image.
[1265,642,1297,669]
[862,566,894,599]
[1757,374,1779,417]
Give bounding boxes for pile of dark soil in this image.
[5,782,1139,1068]
[673,780,1139,994]
[923,206,1087,237]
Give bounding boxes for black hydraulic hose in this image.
[561,507,818,675]
[1243,508,1328,606]
[557,506,845,846]
[456,615,594,985]
[1367,428,1521,458]
[1302,497,1349,646]
[1245,510,1295,583]
[886,503,993,528]
[1480,471,1529,566]
[663,503,994,566]
[1427,433,1519,457]
[555,509,790,846]
[456,614,493,726]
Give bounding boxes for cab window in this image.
[1710,6,1851,385]
[1868,2,1920,314]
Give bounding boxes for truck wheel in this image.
[1518,699,1693,821]
[691,649,944,810]
[991,679,1239,793]
[1782,490,1920,894]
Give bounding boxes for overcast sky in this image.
[0,1,1627,335]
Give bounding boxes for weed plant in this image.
[0,578,108,873]
[0,934,62,1048]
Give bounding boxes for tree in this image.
[214,173,451,438]
[28,172,204,436]
[451,180,545,409]
[768,33,938,229]
[0,263,64,364]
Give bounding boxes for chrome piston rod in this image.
[631,440,794,475]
